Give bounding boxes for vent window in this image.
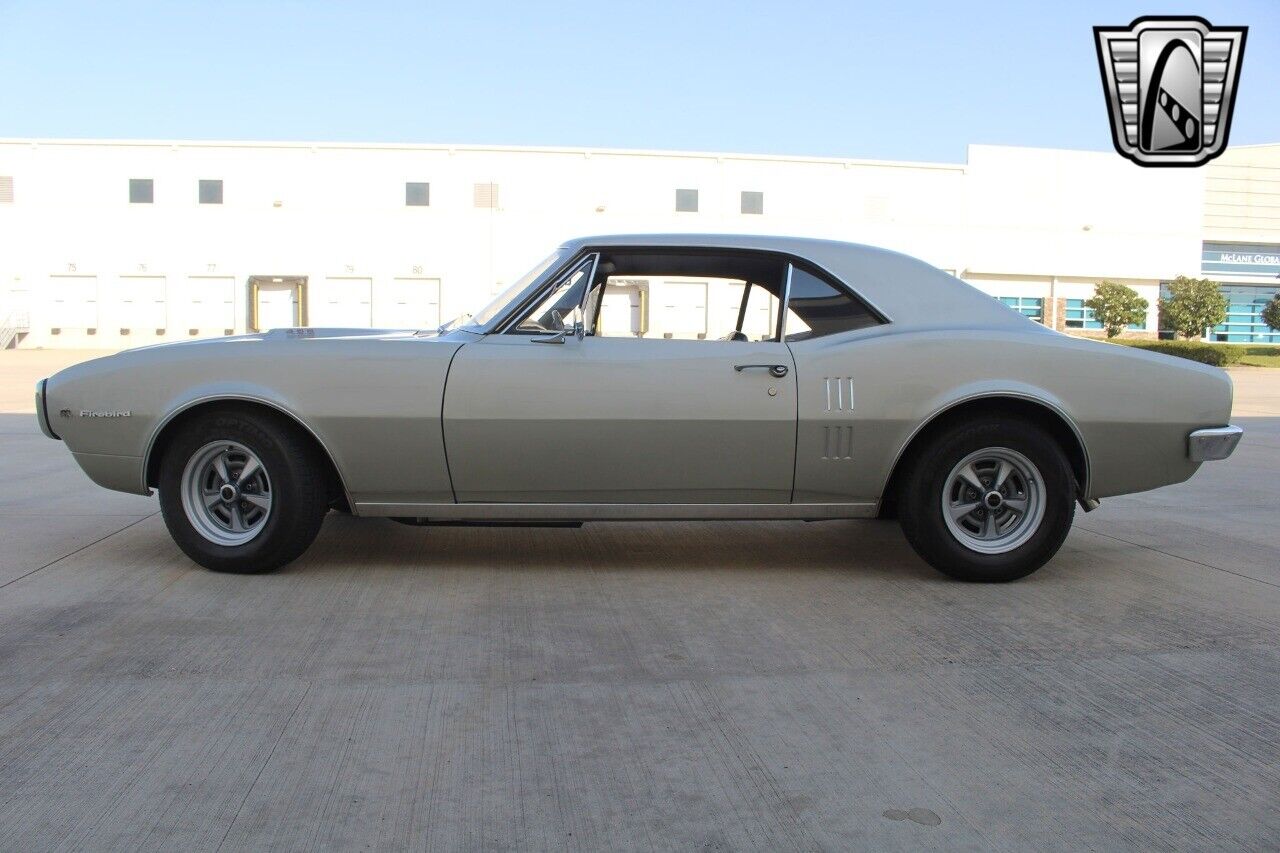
[199,179,223,205]
[129,179,154,204]
[740,191,763,214]
[406,182,430,206]
[473,183,499,208]
[675,188,698,212]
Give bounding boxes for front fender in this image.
[140,385,349,497]
[44,335,463,506]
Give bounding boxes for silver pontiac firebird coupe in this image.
[36,234,1243,581]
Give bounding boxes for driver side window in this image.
[510,248,800,341]
[586,276,781,341]
[508,255,597,334]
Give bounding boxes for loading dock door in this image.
[741,284,777,341]
[252,275,307,327]
[657,280,708,340]
[185,276,236,335]
[250,276,305,331]
[599,283,646,337]
[313,277,373,328]
[374,277,440,329]
[46,275,98,331]
[257,285,298,330]
[118,275,167,333]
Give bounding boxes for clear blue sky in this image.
[2,0,1276,162]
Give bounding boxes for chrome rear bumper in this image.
[35,378,60,440]
[1188,425,1242,462]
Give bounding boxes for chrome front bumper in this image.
[1188,425,1242,462]
[35,378,60,440]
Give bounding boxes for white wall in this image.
[0,139,1208,348]
[1204,143,1280,244]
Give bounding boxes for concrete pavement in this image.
[1,350,1278,850]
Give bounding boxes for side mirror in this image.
[532,320,584,345]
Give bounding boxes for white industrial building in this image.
[1,138,1277,349]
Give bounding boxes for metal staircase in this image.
[0,311,29,350]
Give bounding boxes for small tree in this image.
[1160,276,1228,340]
[1085,281,1148,338]
[1262,294,1280,333]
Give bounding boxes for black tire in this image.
[158,408,329,573]
[898,418,1075,582]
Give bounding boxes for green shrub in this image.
[1159,276,1229,339]
[1114,339,1243,367]
[1262,295,1280,333]
[1085,281,1148,338]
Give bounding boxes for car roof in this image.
[564,232,879,253]
[560,234,1043,333]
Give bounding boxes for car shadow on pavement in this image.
[286,512,939,581]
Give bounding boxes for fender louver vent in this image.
[824,377,854,411]
[0,176,13,203]
[822,426,854,460]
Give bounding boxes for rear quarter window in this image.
[785,267,882,340]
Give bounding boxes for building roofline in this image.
[3,136,1276,170]
[1218,142,1280,149]
[0,137,972,171]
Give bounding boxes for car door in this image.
[442,252,798,504]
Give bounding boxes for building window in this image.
[129,179,154,204]
[998,296,1043,323]
[406,182,430,206]
[675,188,699,212]
[740,191,763,215]
[0,175,12,203]
[1064,299,1101,329]
[1206,284,1280,344]
[473,183,499,209]
[1064,298,1145,330]
[199,179,223,205]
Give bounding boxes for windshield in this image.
[456,249,565,330]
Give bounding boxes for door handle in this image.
[735,364,788,378]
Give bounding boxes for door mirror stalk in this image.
[533,321,584,345]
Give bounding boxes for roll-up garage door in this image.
[374,277,440,329]
[184,276,236,336]
[117,275,167,334]
[313,277,373,327]
[46,274,98,332]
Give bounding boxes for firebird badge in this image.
[79,410,132,418]
[1094,16,1247,167]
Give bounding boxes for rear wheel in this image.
[898,419,1074,582]
[158,409,328,573]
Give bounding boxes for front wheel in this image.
[898,419,1075,582]
[158,408,329,573]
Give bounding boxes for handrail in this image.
[0,310,28,350]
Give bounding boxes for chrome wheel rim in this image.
[180,441,273,546]
[941,447,1045,555]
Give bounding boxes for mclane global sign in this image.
[1095,17,1247,167]
[1202,242,1280,277]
